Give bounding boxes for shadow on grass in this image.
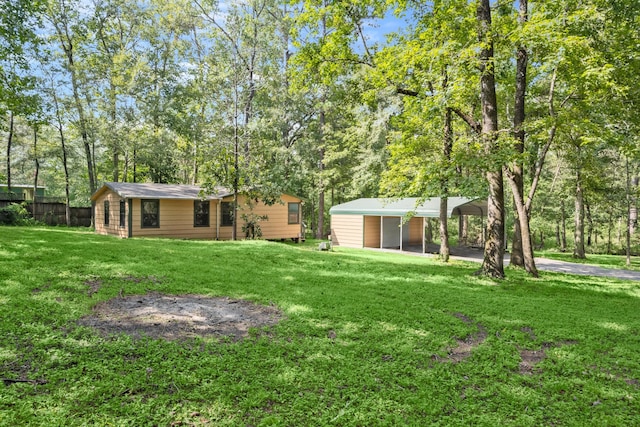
[2,227,639,425]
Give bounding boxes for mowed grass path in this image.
[1,226,639,426]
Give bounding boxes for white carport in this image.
[328,197,487,251]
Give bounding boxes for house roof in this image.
[0,184,46,190]
[329,197,487,218]
[91,182,231,201]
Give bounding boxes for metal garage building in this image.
[329,197,487,251]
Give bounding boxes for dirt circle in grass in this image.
[78,292,283,341]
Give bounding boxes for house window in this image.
[194,200,210,227]
[104,201,110,225]
[221,202,234,226]
[288,202,300,224]
[141,199,160,228]
[119,200,126,227]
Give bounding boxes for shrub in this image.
[0,202,36,225]
[242,213,268,239]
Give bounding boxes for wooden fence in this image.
[0,201,92,227]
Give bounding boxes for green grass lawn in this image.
[1,227,639,426]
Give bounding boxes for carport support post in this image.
[400,218,403,251]
[380,216,384,248]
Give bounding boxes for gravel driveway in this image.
[445,247,640,281]
[408,244,640,281]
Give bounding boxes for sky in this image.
[358,6,416,52]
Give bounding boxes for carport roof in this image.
[329,197,487,217]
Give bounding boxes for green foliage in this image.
[1,0,638,260]
[0,203,36,225]
[241,212,268,239]
[1,227,639,425]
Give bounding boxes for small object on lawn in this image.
[318,241,331,251]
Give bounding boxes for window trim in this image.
[141,199,160,229]
[194,200,210,227]
[288,202,300,225]
[104,200,110,225]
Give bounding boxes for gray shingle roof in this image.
[95,182,231,200]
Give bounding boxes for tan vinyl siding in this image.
[93,189,128,238]
[218,194,302,240]
[407,217,423,245]
[363,215,381,248]
[131,199,216,239]
[330,214,364,248]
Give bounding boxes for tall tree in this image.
[1,0,42,195]
[91,0,146,182]
[46,0,97,196]
[5,111,14,194]
[505,0,533,272]
[475,0,505,278]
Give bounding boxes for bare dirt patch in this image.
[517,333,579,375]
[77,292,283,341]
[431,312,488,363]
[446,312,488,363]
[518,347,548,375]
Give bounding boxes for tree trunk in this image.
[586,202,593,246]
[631,176,639,235]
[232,70,240,241]
[68,51,96,195]
[6,111,14,197]
[110,80,119,182]
[560,199,567,252]
[483,170,506,278]
[477,0,505,278]
[626,159,632,266]
[32,127,40,219]
[460,215,468,246]
[617,217,622,247]
[439,197,450,262]
[439,103,453,262]
[317,175,325,239]
[50,78,71,226]
[511,214,523,265]
[506,174,538,276]
[573,167,586,259]
[607,212,613,254]
[510,0,528,268]
[57,118,71,226]
[123,151,129,182]
[51,8,96,226]
[61,132,71,227]
[32,127,39,199]
[539,230,544,249]
[316,110,325,239]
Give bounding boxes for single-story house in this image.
[91,182,304,240]
[329,197,487,251]
[0,184,46,201]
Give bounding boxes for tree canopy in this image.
[1,0,639,275]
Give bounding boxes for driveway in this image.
[531,257,640,281]
[444,246,640,281]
